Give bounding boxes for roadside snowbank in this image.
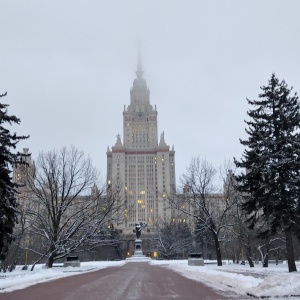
[0,261,125,293]
[151,260,300,298]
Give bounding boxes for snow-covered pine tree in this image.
[234,74,300,272]
[0,92,29,260]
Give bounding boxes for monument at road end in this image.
[126,222,151,261]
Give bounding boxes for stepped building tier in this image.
[106,58,176,233]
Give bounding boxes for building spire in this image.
[136,42,143,79]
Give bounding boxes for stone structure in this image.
[133,239,143,256]
[188,253,204,266]
[63,256,81,268]
[13,148,35,187]
[106,54,176,234]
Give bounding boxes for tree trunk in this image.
[263,253,268,268]
[30,250,49,271]
[245,244,254,267]
[285,227,297,272]
[47,254,54,268]
[247,254,254,267]
[262,242,269,268]
[214,235,222,266]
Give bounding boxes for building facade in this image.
[106,58,176,233]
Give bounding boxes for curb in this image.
[62,267,98,273]
[247,292,300,298]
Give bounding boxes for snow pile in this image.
[251,274,300,298]
[171,264,262,293]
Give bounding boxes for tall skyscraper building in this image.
[106,57,176,233]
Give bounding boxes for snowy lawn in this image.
[0,260,300,298]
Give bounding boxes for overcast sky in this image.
[1,1,299,187]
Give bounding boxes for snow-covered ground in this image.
[151,260,300,299]
[1,260,300,299]
[0,261,126,293]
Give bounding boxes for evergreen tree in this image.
[0,92,29,260]
[234,74,300,272]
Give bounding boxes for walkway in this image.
[0,262,241,300]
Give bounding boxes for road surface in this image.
[0,262,241,300]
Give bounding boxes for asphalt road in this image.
[0,262,239,300]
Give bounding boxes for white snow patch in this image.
[150,260,300,298]
[0,261,125,293]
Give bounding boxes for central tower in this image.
[123,55,158,149]
[106,56,176,233]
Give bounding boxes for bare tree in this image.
[234,210,257,267]
[23,146,123,269]
[153,221,192,259]
[171,158,238,266]
[257,236,285,267]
